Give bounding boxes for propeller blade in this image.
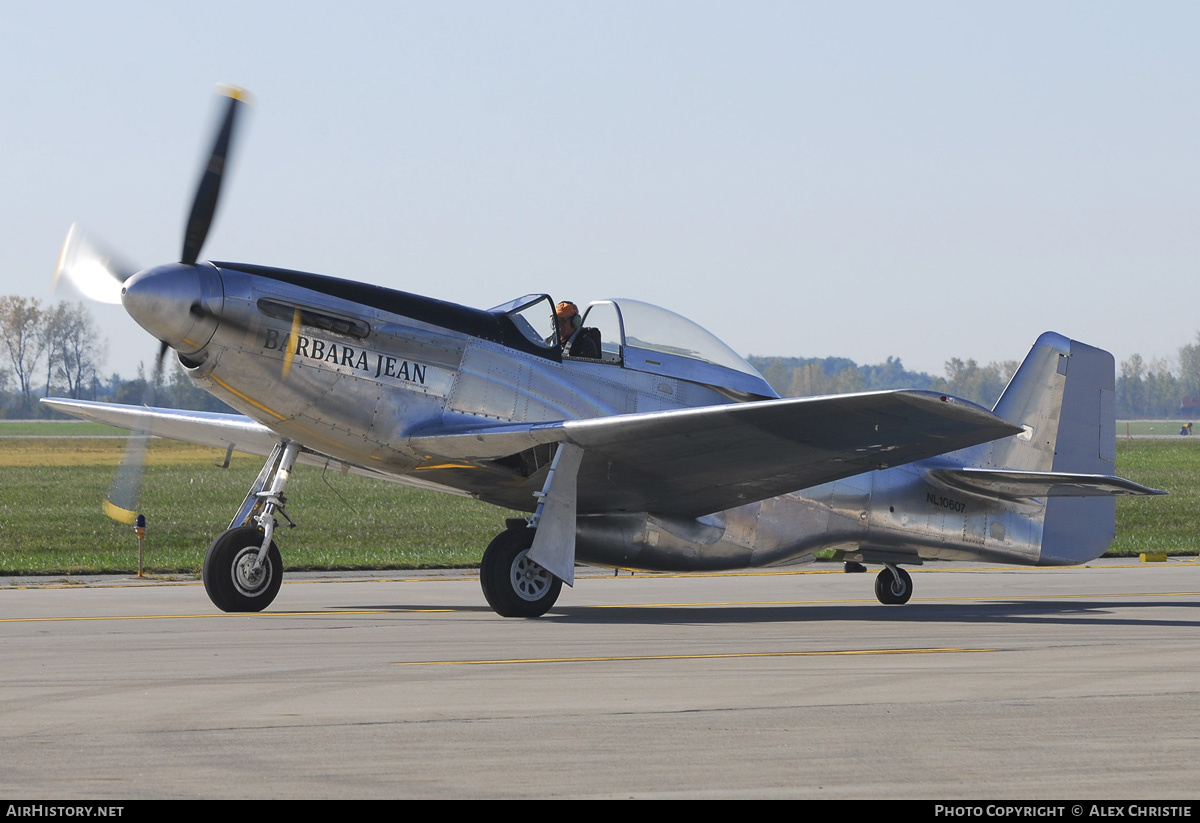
[151,339,169,395]
[52,223,139,305]
[181,85,250,265]
[79,85,251,523]
[104,435,149,524]
[103,341,170,524]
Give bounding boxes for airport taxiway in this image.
[1,559,1198,799]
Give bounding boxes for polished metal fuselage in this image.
[574,461,1047,572]
[133,261,1072,573]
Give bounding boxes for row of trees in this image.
[0,296,231,418]
[0,296,105,416]
[5,294,1200,420]
[751,337,1200,421]
[1116,336,1200,420]
[747,354,1020,409]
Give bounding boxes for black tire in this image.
[479,527,561,617]
[874,566,913,605]
[202,526,283,612]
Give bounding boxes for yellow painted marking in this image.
[102,499,138,525]
[396,647,994,667]
[0,575,472,592]
[591,590,1200,608]
[0,609,449,624]
[208,373,287,420]
[281,308,301,379]
[218,83,252,104]
[595,599,876,607]
[595,561,1200,579]
[911,590,1200,603]
[5,587,1197,625]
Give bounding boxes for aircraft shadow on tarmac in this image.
[341,599,1200,628]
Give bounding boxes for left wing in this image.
[38,398,405,485]
[41,398,281,455]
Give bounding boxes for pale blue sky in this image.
[4,1,1198,379]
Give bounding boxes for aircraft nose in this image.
[120,263,223,355]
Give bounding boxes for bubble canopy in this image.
[582,299,777,399]
[489,295,776,398]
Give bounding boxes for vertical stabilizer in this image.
[989,332,1118,564]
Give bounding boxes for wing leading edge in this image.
[411,390,1024,517]
[40,398,283,455]
[38,398,403,485]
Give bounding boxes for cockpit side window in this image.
[491,294,558,349]
[579,301,623,364]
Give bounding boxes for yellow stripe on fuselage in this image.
[207,374,288,421]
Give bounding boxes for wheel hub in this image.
[232,547,271,597]
[511,550,552,601]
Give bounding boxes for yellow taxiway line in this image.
[395,647,996,667]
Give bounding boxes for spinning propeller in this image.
[53,85,250,524]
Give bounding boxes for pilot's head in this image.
[555,301,582,341]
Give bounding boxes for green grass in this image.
[0,439,514,575]
[0,436,1193,576]
[0,420,128,437]
[1112,438,1198,555]
[1116,420,1195,437]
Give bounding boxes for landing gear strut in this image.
[202,441,299,612]
[479,526,562,617]
[874,564,913,605]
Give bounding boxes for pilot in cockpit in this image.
[555,301,601,359]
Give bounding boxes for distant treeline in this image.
[747,354,1018,409]
[750,334,1200,421]
[4,296,1197,420]
[0,295,233,419]
[0,363,236,419]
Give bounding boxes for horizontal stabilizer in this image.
[928,466,1165,499]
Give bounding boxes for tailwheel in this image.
[874,566,913,605]
[480,527,562,617]
[202,526,283,612]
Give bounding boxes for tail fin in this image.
[988,333,1120,563]
[932,333,1163,564]
[990,331,1116,477]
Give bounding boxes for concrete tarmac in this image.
[2,559,1198,799]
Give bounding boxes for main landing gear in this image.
[874,564,913,605]
[479,524,562,617]
[202,441,299,612]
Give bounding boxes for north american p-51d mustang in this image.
[47,88,1164,616]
